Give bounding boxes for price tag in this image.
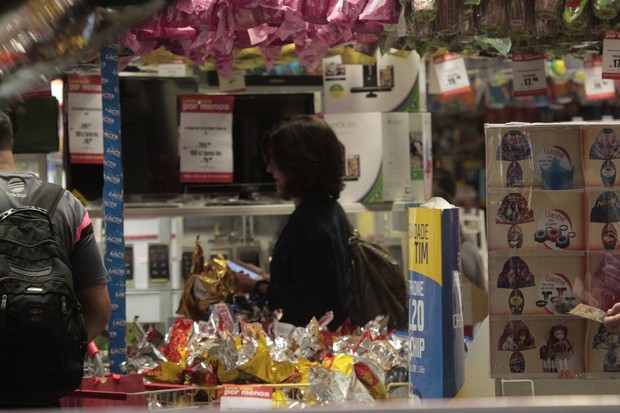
[218,70,246,92]
[584,55,616,100]
[66,74,104,164]
[428,53,471,96]
[178,95,235,184]
[220,385,273,411]
[511,52,547,97]
[602,31,620,79]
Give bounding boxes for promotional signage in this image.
[602,31,620,79]
[66,74,104,164]
[408,206,464,399]
[220,384,273,411]
[511,52,547,97]
[178,94,235,183]
[100,44,126,373]
[584,56,615,101]
[428,53,471,97]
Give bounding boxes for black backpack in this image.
[0,182,87,403]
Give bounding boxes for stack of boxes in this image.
[486,122,620,378]
[322,51,432,203]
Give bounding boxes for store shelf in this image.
[86,200,411,219]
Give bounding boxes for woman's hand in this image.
[234,261,267,280]
[603,303,620,334]
[234,271,256,294]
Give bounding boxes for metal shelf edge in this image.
[86,201,410,219]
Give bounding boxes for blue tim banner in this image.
[100,43,126,373]
[408,206,464,399]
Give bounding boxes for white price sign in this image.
[511,52,547,97]
[584,56,616,100]
[602,31,620,79]
[66,74,104,164]
[178,95,235,184]
[429,53,471,96]
[218,70,246,93]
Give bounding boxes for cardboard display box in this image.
[488,251,586,316]
[485,121,620,381]
[409,112,433,202]
[323,112,412,203]
[486,123,584,191]
[486,188,586,252]
[490,316,587,379]
[322,51,426,114]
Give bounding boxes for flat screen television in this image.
[63,75,199,203]
[181,92,317,200]
[63,76,317,203]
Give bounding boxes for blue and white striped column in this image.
[100,43,126,373]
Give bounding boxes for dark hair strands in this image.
[262,115,345,200]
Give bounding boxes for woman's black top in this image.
[266,198,352,330]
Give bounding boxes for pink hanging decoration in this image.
[232,5,263,31]
[248,24,280,45]
[295,26,331,70]
[301,0,332,24]
[164,27,198,40]
[259,6,286,26]
[259,43,284,70]
[359,0,400,23]
[211,2,235,71]
[120,32,141,53]
[194,5,219,31]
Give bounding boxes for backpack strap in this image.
[30,182,65,216]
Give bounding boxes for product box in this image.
[322,51,426,114]
[587,188,620,251]
[585,316,620,375]
[586,252,620,312]
[323,112,411,203]
[408,205,464,399]
[485,121,620,382]
[490,316,587,379]
[409,112,433,202]
[488,251,587,316]
[486,188,586,252]
[582,123,620,188]
[485,123,585,190]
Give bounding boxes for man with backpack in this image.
[0,107,111,408]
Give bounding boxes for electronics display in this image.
[64,77,315,203]
[234,244,262,268]
[226,260,263,281]
[181,249,193,282]
[148,243,170,283]
[125,244,134,282]
[64,75,199,202]
[182,92,316,199]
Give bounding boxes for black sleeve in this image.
[266,225,337,326]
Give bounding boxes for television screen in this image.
[64,75,199,203]
[64,77,316,203]
[182,92,317,199]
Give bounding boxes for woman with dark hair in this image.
[234,115,352,331]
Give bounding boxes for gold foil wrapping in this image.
[177,236,238,321]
